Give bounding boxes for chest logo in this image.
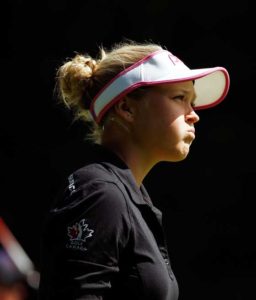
[66,219,94,251]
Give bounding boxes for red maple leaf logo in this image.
[67,219,94,241]
[68,224,79,239]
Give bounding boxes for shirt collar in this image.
[88,144,153,207]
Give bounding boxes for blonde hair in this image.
[56,40,162,143]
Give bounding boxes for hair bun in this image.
[84,58,97,75]
[72,56,97,79]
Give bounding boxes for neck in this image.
[102,130,158,187]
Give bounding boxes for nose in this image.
[185,109,200,124]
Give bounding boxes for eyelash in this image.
[172,95,195,107]
[173,95,185,101]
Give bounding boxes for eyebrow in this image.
[154,85,197,105]
[179,88,197,102]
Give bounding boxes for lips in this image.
[186,129,195,140]
[187,127,195,134]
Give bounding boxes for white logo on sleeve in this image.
[68,174,76,194]
[66,219,94,251]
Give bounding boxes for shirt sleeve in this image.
[46,179,132,300]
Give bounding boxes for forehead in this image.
[152,80,195,94]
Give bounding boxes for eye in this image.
[172,94,196,108]
[172,95,185,101]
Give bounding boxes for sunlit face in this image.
[129,81,200,163]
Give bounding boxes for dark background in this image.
[1,0,256,299]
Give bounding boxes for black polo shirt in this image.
[38,145,179,300]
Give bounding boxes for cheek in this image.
[159,109,184,136]
[133,99,184,138]
[169,116,186,134]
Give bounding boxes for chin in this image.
[157,143,191,162]
[172,154,189,162]
[162,151,189,162]
[172,148,190,162]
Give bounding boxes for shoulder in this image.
[52,162,130,217]
[46,164,132,242]
[72,162,125,199]
[73,162,117,186]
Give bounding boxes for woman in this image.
[38,41,230,300]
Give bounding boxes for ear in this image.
[113,97,135,122]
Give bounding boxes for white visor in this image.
[90,49,230,123]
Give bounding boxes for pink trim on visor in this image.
[90,49,230,123]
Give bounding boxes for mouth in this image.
[188,131,195,136]
[187,127,195,137]
[187,127,195,134]
[185,131,195,142]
